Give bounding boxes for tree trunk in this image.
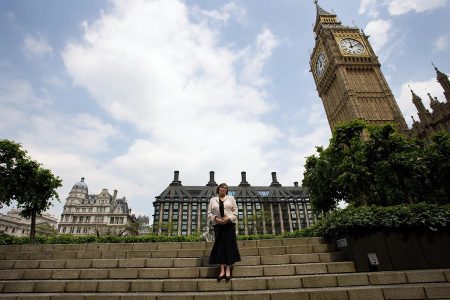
[29,211,36,244]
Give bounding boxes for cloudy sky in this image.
[1,0,449,221]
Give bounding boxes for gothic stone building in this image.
[409,65,450,140]
[58,178,138,236]
[310,2,408,134]
[311,2,449,139]
[152,171,314,236]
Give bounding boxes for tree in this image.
[424,131,450,204]
[302,121,449,213]
[252,211,272,234]
[0,140,27,208]
[35,223,58,237]
[0,139,62,243]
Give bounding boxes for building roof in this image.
[72,177,88,192]
[156,171,308,200]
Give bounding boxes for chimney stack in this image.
[207,171,217,187]
[170,170,182,186]
[270,172,281,187]
[239,171,250,186]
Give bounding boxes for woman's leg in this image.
[219,264,225,276]
[225,265,231,277]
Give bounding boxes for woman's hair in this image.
[216,183,228,194]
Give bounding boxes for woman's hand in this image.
[215,216,227,225]
[222,215,231,223]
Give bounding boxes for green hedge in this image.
[313,202,450,237]
[2,203,448,244]
[0,233,204,245]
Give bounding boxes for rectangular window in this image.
[76,227,81,233]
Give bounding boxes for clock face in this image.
[339,38,365,54]
[316,52,327,77]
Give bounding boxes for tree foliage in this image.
[0,139,62,243]
[302,120,450,213]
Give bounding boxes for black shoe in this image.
[225,275,231,281]
[217,274,225,281]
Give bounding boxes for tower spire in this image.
[314,0,333,16]
[432,63,450,102]
[410,87,431,123]
[428,92,440,112]
[313,0,341,36]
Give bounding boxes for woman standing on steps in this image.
[208,182,241,281]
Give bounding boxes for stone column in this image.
[187,202,192,236]
[303,202,310,227]
[177,206,182,235]
[286,203,293,232]
[269,203,275,234]
[278,203,284,234]
[260,202,266,235]
[243,202,248,235]
[158,204,163,235]
[168,202,173,236]
[197,203,201,235]
[295,202,301,229]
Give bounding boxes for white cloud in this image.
[0,77,122,217]
[386,0,447,15]
[239,28,279,87]
[191,1,247,25]
[359,0,381,17]
[395,76,447,126]
[434,34,449,51]
[22,33,53,59]
[60,0,327,220]
[44,76,67,88]
[359,0,447,17]
[364,19,393,53]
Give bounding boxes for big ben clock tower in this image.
[310,1,408,132]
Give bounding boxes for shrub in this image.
[313,202,450,237]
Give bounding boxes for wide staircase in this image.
[0,237,449,299]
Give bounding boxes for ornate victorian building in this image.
[58,178,138,236]
[310,1,408,133]
[0,209,58,237]
[410,65,450,139]
[152,171,314,236]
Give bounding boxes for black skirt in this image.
[209,222,241,265]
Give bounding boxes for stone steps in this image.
[0,237,327,252]
[0,282,449,299]
[0,269,449,292]
[0,261,355,280]
[0,246,337,260]
[1,237,449,299]
[0,252,346,269]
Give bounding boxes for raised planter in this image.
[333,231,450,272]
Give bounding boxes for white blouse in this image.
[207,195,238,225]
